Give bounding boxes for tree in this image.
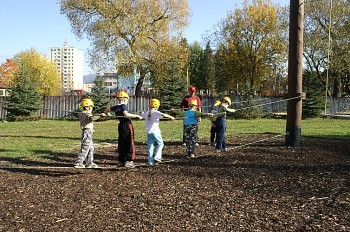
[88,76,113,113]
[215,0,288,95]
[188,42,204,89]
[156,57,187,111]
[200,41,216,94]
[302,70,324,118]
[60,0,190,96]
[0,59,17,86]
[6,66,43,118]
[304,0,350,97]
[214,43,235,94]
[13,49,62,96]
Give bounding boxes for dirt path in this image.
[0,135,349,231]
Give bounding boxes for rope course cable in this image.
[234,96,301,112]
[0,97,293,170]
[0,96,302,120]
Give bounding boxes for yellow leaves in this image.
[61,0,190,81]
[243,0,278,34]
[220,0,288,92]
[13,48,61,96]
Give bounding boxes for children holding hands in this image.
[73,94,235,169]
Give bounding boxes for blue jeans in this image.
[147,132,164,164]
[215,117,227,150]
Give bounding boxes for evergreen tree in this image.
[201,41,216,94]
[6,68,43,118]
[302,70,324,118]
[88,76,113,113]
[157,61,187,112]
[188,42,204,88]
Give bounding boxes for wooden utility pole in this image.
[285,0,304,147]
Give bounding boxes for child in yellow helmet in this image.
[74,98,101,168]
[141,99,175,165]
[103,91,142,168]
[180,86,202,146]
[174,99,212,158]
[214,96,236,152]
[209,100,221,146]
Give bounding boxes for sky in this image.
[0,0,289,75]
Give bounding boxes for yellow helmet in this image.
[150,99,160,108]
[222,96,232,106]
[116,91,129,99]
[80,98,94,107]
[188,99,198,106]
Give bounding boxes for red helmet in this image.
[188,85,196,92]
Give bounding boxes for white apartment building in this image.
[50,42,84,93]
[82,83,94,93]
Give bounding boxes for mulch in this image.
[0,135,349,231]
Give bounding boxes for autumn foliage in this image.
[0,58,18,86]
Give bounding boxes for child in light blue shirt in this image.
[176,99,212,158]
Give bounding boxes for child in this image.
[174,99,212,158]
[214,96,236,152]
[180,86,202,146]
[74,98,101,169]
[103,91,142,168]
[209,100,221,146]
[141,99,175,165]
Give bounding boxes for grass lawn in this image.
[0,117,349,161]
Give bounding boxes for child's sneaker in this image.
[216,149,221,153]
[154,158,162,163]
[86,162,98,168]
[190,154,195,158]
[224,148,228,152]
[74,163,85,168]
[195,143,199,147]
[125,161,136,168]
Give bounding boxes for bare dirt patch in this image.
[0,135,349,231]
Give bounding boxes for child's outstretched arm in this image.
[124,111,142,119]
[199,112,214,117]
[88,114,101,121]
[171,108,180,114]
[226,108,236,113]
[162,113,175,120]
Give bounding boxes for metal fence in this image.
[0,95,349,119]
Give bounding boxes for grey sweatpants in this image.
[76,128,94,164]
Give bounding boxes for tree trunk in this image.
[332,77,342,97]
[135,77,144,97]
[135,67,146,97]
